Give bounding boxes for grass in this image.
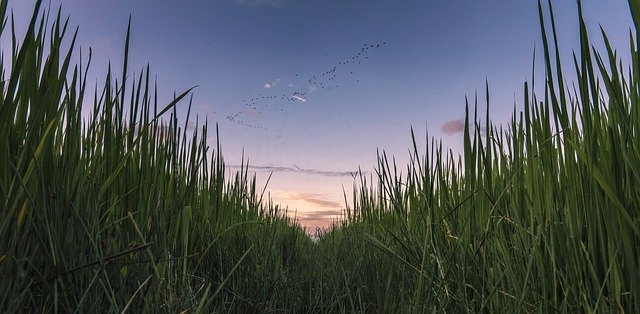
[1,0,639,312]
[0,1,313,312]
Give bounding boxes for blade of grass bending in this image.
[97,86,196,201]
[22,242,153,290]
[7,110,61,224]
[515,224,543,312]
[566,139,640,237]
[593,241,623,311]
[126,212,160,278]
[120,275,152,314]
[194,284,212,313]
[360,233,422,275]
[210,244,255,301]
[75,270,101,311]
[194,220,264,270]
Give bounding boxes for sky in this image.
[3,0,633,232]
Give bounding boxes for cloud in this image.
[302,209,342,217]
[228,164,362,178]
[441,118,465,135]
[296,209,342,222]
[267,190,345,232]
[235,0,286,7]
[301,197,341,209]
[275,191,342,209]
[294,208,343,232]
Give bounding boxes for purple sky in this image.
[3,0,632,231]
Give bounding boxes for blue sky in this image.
[3,0,632,230]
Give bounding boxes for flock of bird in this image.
[226,42,387,131]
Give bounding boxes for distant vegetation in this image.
[1,0,639,312]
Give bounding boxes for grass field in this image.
[1,0,639,312]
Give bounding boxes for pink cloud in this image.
[276,191,342,209]
[294,209,343,234]
[441,118,465,135]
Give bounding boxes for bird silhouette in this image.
[227,41,387,131]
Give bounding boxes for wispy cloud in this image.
[235,0,286,8]
[284,191,341,209]
[275,191,342,209]
[294,208,343,232]
[441,118,465,135]
[228,164,362,178]
[297,209,342,222]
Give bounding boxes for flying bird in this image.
[227,41,387,131]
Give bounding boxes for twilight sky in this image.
[4,0,632,231]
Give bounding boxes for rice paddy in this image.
[1,0,639,312]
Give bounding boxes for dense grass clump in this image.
[0,0,315,312]
[2,0,640,312]
[320,1,640,312]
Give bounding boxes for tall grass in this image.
[319,0,640,311]
[2,0,639,312]
[0,0,314,312]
